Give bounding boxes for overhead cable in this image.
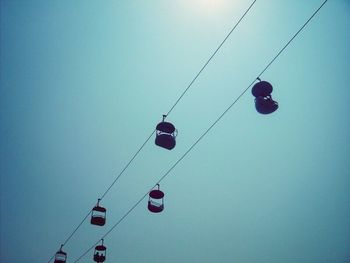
[72,0,328,261]
[47,1,258,261]
[165,0,257,117]
[99,0,257,202]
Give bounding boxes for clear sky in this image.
[1,0,349,262]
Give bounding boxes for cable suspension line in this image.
[47,254,54,263]
[47,2,258,261]
[165,0,257,117]
[99,0,257,202]
[72,1,328,261]
[99,130,155,201]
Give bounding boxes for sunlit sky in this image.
[1,0,349,262]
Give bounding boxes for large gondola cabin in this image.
[155,115,177,150]
[252,79,278,114]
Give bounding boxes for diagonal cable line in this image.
[165,0,257,117]
[62,210,92,245]
[47,210,91,263]
[72,1,328,261]
[257,0,328,79]
[99,0,257,202]
[99,129,155,201]
[73,192,150,263]
[47,1,258,261]
[47,254,54,263]
[47,131,155,263]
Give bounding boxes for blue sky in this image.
[1,0,349,262]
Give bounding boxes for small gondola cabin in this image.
[54,245,67,263]
[93,240,107,263]
[91,199,106,226]
[148,184,165,213]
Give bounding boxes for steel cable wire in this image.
[72,1,328,261]
[47,1,258,261]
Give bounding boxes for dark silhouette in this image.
[94,240,107,262]
[252,80,278,114]
[54,245,67,263]
[91,199,107,226]
[155,115,177,150]
[94,252,100,262]
[148,184,165,213]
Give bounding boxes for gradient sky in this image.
[1,0,349,262]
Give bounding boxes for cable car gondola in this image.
[148,184,164,213]
[252,79,278,114]
[54,245,67,263]
[93,239,107,263]
[155,115,177,150]
[91,199,106,226]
